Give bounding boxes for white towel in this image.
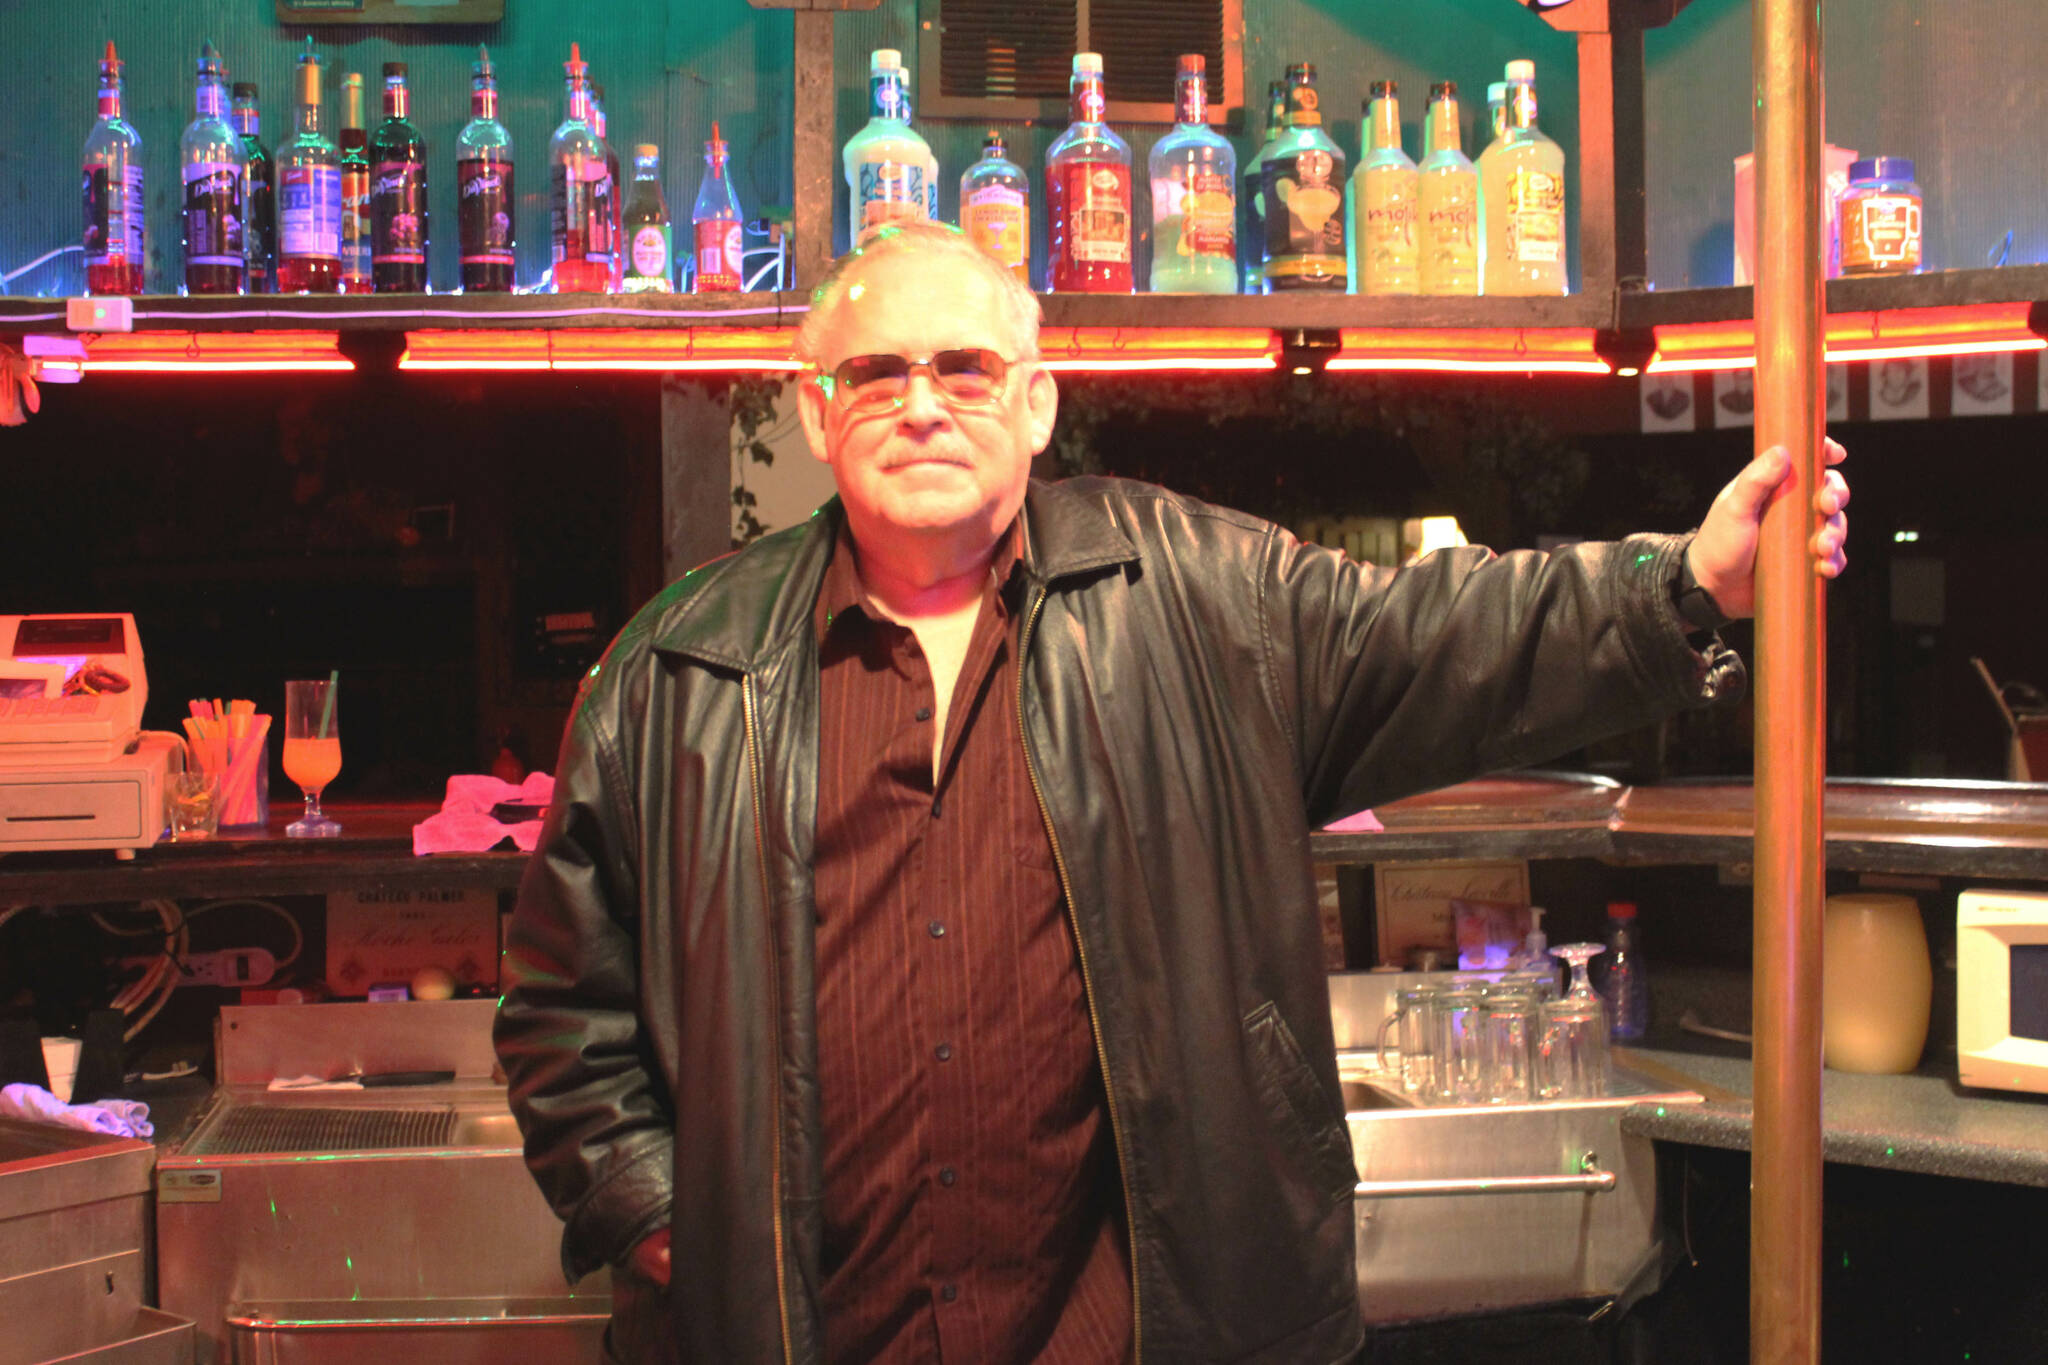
[0,1082,153,1139]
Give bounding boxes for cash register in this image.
[0,613,173,857]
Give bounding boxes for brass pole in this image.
[1750,0,1827,1360]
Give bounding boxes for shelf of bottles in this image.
[22,32,2048,378]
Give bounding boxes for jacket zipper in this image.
[742,676,797,1365]
[1016,583,1144,1363]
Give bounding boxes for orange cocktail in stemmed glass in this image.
[283,677,343,838]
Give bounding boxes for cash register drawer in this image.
[0,774,148,840]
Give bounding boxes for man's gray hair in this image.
[792,222,1043,366]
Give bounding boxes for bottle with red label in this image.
[621,144,672,293]
[548,43,613,293]
[368,62,428,292]
[1148,53,1235,293]
[338,73,371,294]
[180,42,246,296]
[276,40,342,294]
[456,45,516,293]
[1045,52,1132,293]
[82,40,146,296]
[960,132,1029,284]
[692,124,743,294]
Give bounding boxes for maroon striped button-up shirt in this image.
[811,521,1133,1364]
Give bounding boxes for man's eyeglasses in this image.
[815,348,1014,414]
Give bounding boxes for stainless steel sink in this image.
[1341,1077,1422,1111]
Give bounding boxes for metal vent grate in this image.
[922,0,1239,123]
[193,1106,457,1155]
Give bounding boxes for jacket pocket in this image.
[1244,999,1358,1208]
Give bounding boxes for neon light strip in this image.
[86,360,356,372]
[1040,357,1278,373]
[1327,357,1613,374]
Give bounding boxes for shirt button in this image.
[939,1166,957,1187]
[928,919,946,939]
[940,1284,959,1303]
[935,1043,953,1061]
[914,706,932,722]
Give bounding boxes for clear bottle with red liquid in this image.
[548,43,613,293]
[691,124,743,293]
[180,41,246,296]
[456,45,516,293]
[275,41,342,294]
[1045,52,1132,293]
[83,40,146,295]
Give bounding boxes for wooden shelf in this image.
[3,267,2041,343]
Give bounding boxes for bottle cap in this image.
[1430,80,1455,100]
[233,81,259,100]
[983,130,1006,154]
[1073,52,1103,75]
[1286,61,1316,82]
[1608,901,1638,920]
[1487,81,1506,103]
[383,61,407,80]
[1848,156,1915,183]
[101,39,120,75]
[634,142,659,159]
[1177,53,1205,76]
[871,48,903,73]
[474,44,494,78]
[565,42,588,78]
[1370,79,1395,99]
[1505,59,1536,83]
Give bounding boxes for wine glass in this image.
[283,678,343,838]
[1539,942,1609,1099]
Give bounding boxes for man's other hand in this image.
[1686,438,1849,620]
[627,1227,672,1287]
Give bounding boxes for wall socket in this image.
[122,948,277,989]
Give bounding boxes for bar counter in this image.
[0,803,523,904]
[5,774,2048,905]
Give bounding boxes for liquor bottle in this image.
[691,124,743,293]
[592,84,623,291]
[1239,80,1285,295]
[276,41,342,294]
[843,49,933,245]
[456,45,516,293]
[82,41,145,296]
[232,83,276,293]
[1417,82,1479,297]
[621,144,673,293]
[960,132,1029,285]
[1045,52,1132,293]
[548,43,614,293]
[1479,59,1567,296]
[368,62,428,292]
[1348,81,1418,296]
[180,42,246,296]
[1148,54,1236,294]
[338,73,371,294]
[1261,62,1346,292]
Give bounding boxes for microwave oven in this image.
[1956,889,2048,1096]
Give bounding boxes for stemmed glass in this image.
[283,678,343,838]
[1539,943,1609,1098]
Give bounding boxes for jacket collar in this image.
[649,479,1137,670]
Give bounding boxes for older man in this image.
[495,222,1848,1365]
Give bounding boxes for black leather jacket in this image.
[495,477,1727,1364]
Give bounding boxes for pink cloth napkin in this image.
[1321,808,1384,833]
[412,772,555,855]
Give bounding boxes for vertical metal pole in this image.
[1751,0,1827,1360]
[790,9,837,292]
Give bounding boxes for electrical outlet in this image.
[123,948,277,989]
